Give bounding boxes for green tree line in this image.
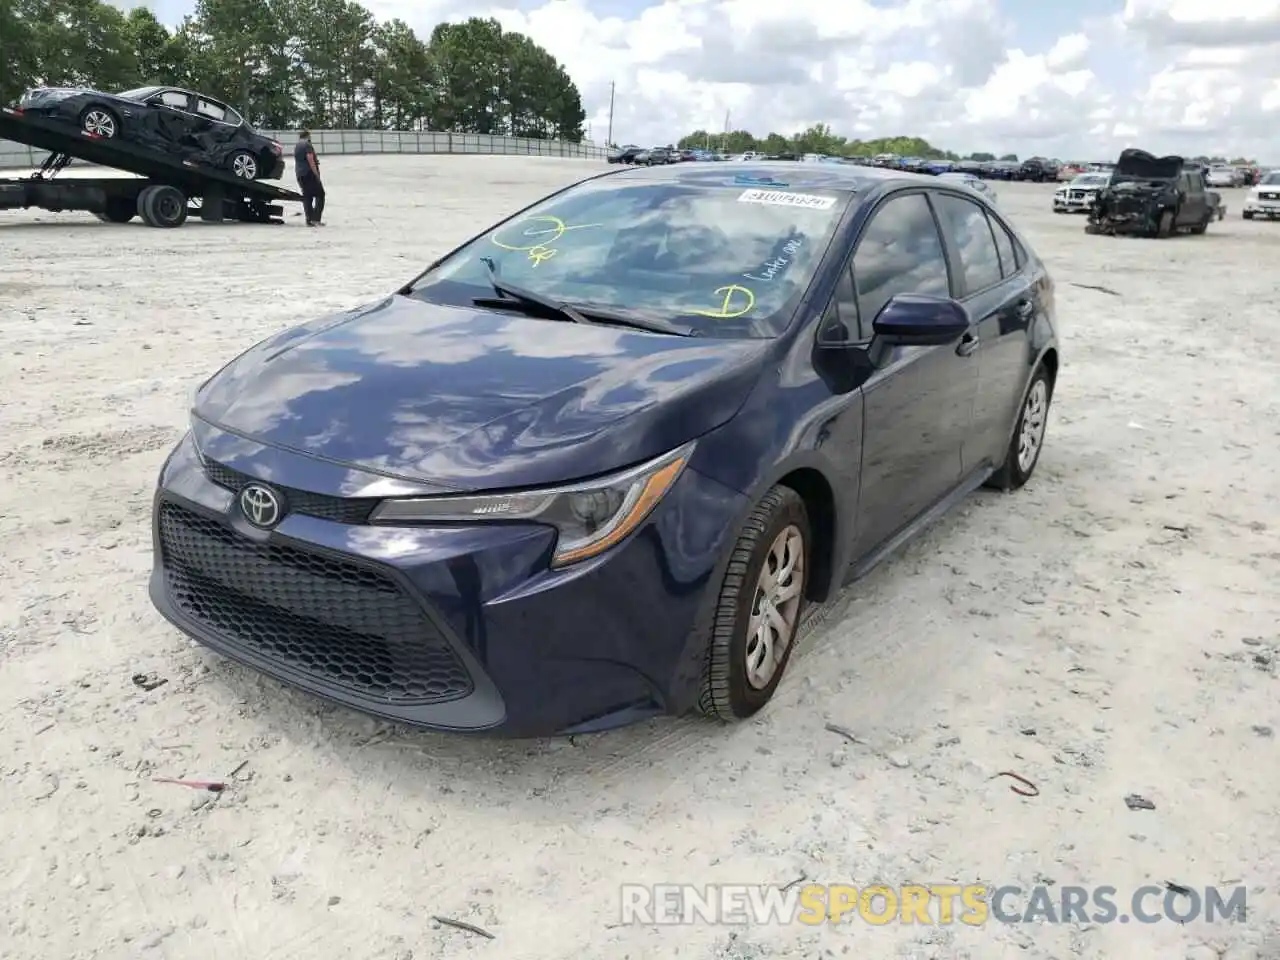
[1,0,588,140]
[673,124,1021,161]
[674,124,1262,166]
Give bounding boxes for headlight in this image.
[371,441,696,568]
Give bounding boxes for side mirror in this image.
[871,294,970,345]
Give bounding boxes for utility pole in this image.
[721,109,729,152]
[606,81,615,147]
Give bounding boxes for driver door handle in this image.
[956,332,979,357]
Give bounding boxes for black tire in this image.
[1242,211,1254,220]
[96,197,136,223]
[79,105,119,138]
[1156,209,1174,238]
[985,364,1053,491]
[698,486,810,722]
[137,184,188,228]
[228,150,260,180]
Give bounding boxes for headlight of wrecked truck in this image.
[371,440,696,568]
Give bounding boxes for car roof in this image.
[598,160,933,192]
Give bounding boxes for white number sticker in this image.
[737,188,835,210]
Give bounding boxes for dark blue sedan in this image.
[149,162,1059,737]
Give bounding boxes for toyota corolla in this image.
[149,163,1060,737]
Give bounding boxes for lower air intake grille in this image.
[158,501,473,704]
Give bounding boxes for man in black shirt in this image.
[294,130,325,226]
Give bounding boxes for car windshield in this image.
[117,86,162,101]
[1072,175,1107,186]
[1260,172,1280,185]
[410,176,851,339]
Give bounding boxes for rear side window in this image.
[852,193,949,324]
[931,193,1003,296]
[196,99,227,121]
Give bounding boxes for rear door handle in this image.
[956,332,979,357]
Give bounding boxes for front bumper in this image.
[148,430,747,737]
[1244,198,1280,217]
[1053,195,1095,212]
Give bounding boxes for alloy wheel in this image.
[232,154,258,179]
[744,525,805,690]
[1017,379,1048,474]
[83,110,116,137]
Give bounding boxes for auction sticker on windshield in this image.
[737,189,836,210]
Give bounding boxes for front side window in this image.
[158,91,189,109]
[931,193,1003,296]
[851,192,950,324]
[412,179,851,339]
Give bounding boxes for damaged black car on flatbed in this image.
[1087,148,1223,238]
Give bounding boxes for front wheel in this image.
[985,364,1053,491]
[699,486,810,722]
[79,106,119,138]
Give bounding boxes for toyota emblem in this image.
[239,483,283,529]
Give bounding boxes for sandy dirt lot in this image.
[2,157,1278,960]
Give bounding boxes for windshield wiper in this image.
[565,303,697,337]
[474,257,590,324]
[473,258,695,336]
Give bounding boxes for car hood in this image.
[193,294,770,492]
[1112,148,1182,182]
[20,87,90,105]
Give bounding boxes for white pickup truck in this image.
[1242,170,1280,219]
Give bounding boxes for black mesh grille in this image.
[203,460,377,525]
[158,501,473,704]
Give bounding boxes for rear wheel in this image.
[1243,210,1254,220]
[698,486,810,722]
[985,364,1053,491]
[79,106,119,138]
[228,150,260,180]
[137,184,188,228]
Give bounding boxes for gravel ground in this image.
[2,157,1278,960]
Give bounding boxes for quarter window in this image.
[821,263,862,342]
[851,193,949,325]
[988,213,1018,279]
[931,193,1003,296]
[196,99,227,122]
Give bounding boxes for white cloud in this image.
[127,0,1280,161]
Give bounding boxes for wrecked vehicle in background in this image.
[1086,149,1220,237]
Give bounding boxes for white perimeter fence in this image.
[0,128,610,170]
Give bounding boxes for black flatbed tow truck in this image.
[0,106,302,228]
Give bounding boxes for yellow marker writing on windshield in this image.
[689,284,755,319]
[491,215,601,265]
[528,244,556,266]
